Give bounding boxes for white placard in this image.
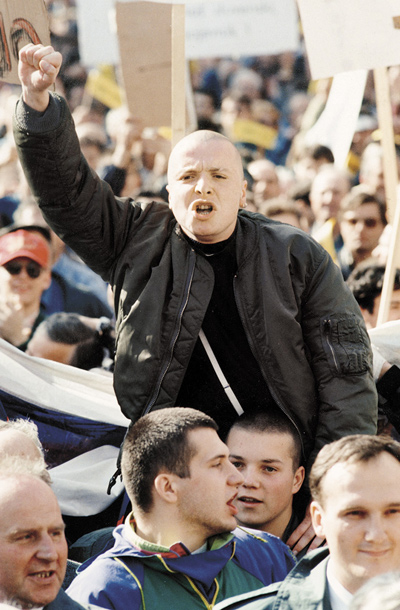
[76,0,299,67]
[298,0,400,79]
[305,70,368,169]
[184,0,299,59]
[76,0,120,66]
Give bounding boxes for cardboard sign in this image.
[115,1,172,127]
[0,0,50,84]
[297,0,400,79]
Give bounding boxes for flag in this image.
[0,338,128,516]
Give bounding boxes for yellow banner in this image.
[85,66,123,109]
[232,119,278,150]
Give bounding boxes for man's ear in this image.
[310,500,325,538]
[239,180,248,208]
[292,465,305,494]
[153,473,179,505]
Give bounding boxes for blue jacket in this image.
[67,523,295,610]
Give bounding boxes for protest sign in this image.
[0,0,50,84]
[85,65,124,109]
[297,0,400,80]
[184,0,298,59]
[298,0,400,325]
[77,0,298,67]
[76,0,120,66]
[233,119,277,150]
[305,70,368,170]
[115,1,172,127]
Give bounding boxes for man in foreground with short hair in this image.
[0,458,88,610]
[15,44,377,554]
[226,412,306,545]
[214,434,400,610]
[67,408,295,609]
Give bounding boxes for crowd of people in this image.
[0,0,400,608]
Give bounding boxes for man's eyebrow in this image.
[8,523,66,536]
[207,452,229,463]
[229,453,245,460]
[8,527,36,538]
[229,454,284,466]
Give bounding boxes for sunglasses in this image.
[4,260,43,279]
[344,217,380,228]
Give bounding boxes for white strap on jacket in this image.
[198,329,244,416]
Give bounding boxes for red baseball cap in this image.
[0,229,50,268]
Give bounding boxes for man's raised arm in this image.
[18,43,62,111]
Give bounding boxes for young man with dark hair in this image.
[26,312,114,370]
[214,435,400,610]
[347,262,400,329]
[67,407,295,610]
[226,412,306,544]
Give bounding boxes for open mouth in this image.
[227,493,239,514]
[192,202,215,216]
[238,496,262,505]
[29,570,56,581]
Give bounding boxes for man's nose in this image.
[228,462,244,487]
[364,515,388,544]
[195,175,212,194]
[242,467,260,489]
[36,535,58,561]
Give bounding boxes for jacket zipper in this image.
[233,273,305,455]
[143,249,196,415]
[323,319,340,374]
[158,556,219,609]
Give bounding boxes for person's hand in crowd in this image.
[18,43,62,112]
[112,114,143,170]
[286,503,325,556]
[372,343,392,381]
[0,296,27,346]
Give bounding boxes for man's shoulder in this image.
[232,527,296,576]
[45,588,89,610]
[238,211,327,263]
[214,583,279,610]
[214,547,330,610]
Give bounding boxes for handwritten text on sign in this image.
[0,0,50,84]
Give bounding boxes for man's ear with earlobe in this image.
[292,465,305,494]
[153,473,179,504]
[310,500,325,539]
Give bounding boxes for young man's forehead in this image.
[188,427,229,461]
[320,453,400,500]
[168,134,243,173]
[228,427,295,451]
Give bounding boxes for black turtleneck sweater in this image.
[176,231,278,438]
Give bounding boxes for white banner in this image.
[298,0,400,79]
[305,70,368,169]
[76,0,299,66]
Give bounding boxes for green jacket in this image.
[214,547,332,610]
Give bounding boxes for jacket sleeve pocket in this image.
[320,314,371,376]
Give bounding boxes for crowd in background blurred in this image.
[0,0,398,371]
